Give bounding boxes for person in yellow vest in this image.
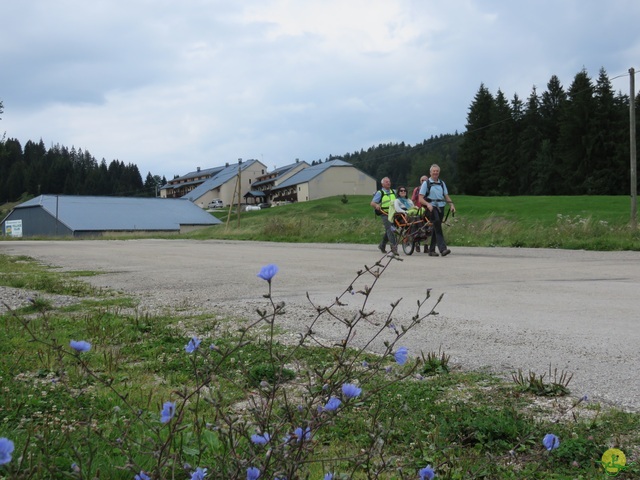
[370,177,398,255]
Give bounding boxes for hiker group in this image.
[370,164,455,257]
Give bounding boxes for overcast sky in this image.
[2,1,640,180]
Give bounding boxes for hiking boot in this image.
[378,244,386,254]
[428,251,439,257]
[441,248,451,257]
[415,245,421,253]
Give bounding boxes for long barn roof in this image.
[15,195,221,231]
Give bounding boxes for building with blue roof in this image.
[1,195,221,238]
[245,160,309,204]
[159,159,267,208]
[268,159,376,203]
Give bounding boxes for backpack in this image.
[411,186,420,205]
[423,180,446,201]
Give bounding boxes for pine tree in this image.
[557,69,596,193]
[459,84,495,194]
[517,87,543,194]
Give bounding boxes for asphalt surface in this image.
[2,240,639,411]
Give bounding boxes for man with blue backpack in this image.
[418,164,456,257]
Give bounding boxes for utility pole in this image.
[237,160,242,228]
[630,68,638,229]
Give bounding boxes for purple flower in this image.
[542,433,560,451]
[394,346,408,365]
[70,340,91,352]
[294,426,311,442]
[247,466,260,480]
[185,337,201,353]
[323,397,342,411]
[419,465,435,479]
[324,474,333,480]
[257,264,279,282]
[251,433,271,445]
[0,438,14,465]
[342,383,362,399]
[160,401,176,423]
[135,472,151,480]
[190,467,207,480]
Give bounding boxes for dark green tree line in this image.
[339,134,463,192]
[459,67,637,195]
[0,137,165,203]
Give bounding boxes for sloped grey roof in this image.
[273,159,352,190]
[175,166,224,182]
[161,178,203,191]
[16,195,221,231]
[251,161,309,188]
[183,159,261,201]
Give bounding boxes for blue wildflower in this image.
[251,433,271,445]
[0,438,14,465]
[294,426,311,442]
[394,346,408,365]
[257,264,279,282]
[160,401,176,424]
[419,465,435,479]
[185,337,201,353]
[70,340,91,352]
[247,466,260,480]
[190,467,207,480]
[542,433,560,451]
[342,383,362,399]
[324,474,333,480]
[324,397,342,411]
[135,472,151,480]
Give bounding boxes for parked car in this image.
[258,203,271,209]
[207,199,224,209]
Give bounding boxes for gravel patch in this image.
[2,239,639,412]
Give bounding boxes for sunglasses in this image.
[399,189,406,192]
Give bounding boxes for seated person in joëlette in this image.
[393,186,419,216]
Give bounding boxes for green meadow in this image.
[187,195,640,251]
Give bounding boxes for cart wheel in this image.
[401,235,415,255]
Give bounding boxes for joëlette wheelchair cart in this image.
[392,209,433,255]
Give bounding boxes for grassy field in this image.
[3,195,638,250]
[183,195,640,251]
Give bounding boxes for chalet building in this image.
[160,159,267,208]
[159,158,375,209]
[268,159,376,203]
[244,160,310,205]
